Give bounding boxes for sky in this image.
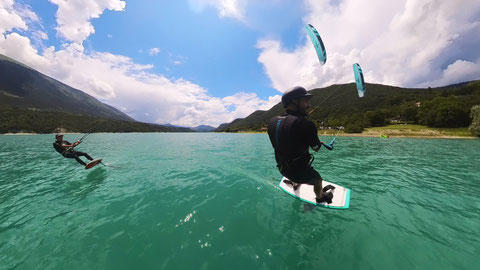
[1,0,480,127]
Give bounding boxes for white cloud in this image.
[418,60,480,88]
[0,0,28,33]
[32,30,48,40]
[0,32,50,68]
[0,2,278,128]
[257,0,480,92]
[189,0,247,22]
[148,47,160,56]
[49,0,126,43]
[1,32,275,127]
[13,2,40,24]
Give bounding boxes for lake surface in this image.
[1,133,479,269]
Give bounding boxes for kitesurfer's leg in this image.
[74,151,94,161]
[305,167,331,203]
[73,155,87,166]
[314,182,323,201]
[64,151,86,166]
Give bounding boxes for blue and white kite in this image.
[353,63,366,97]
[305,24,327,65]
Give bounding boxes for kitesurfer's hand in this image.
[74,140,80,146]
[322,142,333,151]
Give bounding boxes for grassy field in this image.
[240,125,476,138]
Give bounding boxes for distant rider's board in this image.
[278,177,350,209]
[85,158,102,170]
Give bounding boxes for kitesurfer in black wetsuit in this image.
[267,86,334,203]
[53,134,94,166]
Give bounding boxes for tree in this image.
[345,113,365,133]
[469,105,480,137]
[418,96,471,127]
[364,110,386,127]
[400,102,419,123]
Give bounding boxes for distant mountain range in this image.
[191,125,216,132]
[215,81,480,132]
[0,54,191,133]
[164,124,216,132]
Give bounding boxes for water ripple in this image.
[0,134,479,269]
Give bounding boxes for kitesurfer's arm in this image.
[321,142,333,150]
[61,140,81,148]
[313,141,333,151]
[304,119,322,152]
[304,119,333,151]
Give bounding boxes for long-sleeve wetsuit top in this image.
[53,141,72,156]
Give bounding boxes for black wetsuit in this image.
[53,140,93,166]
[267,110,322,184]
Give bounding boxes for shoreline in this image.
[2,130,478,139]
[330,133,476,139]
[237,127,478,139]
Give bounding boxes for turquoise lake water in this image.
[1,133,479,269]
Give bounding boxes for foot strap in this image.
[322,184,335,193]
[316,192,333,204]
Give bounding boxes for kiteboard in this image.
[85,158,102,170]
[278,177,350,209]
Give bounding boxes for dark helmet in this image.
[281,86,313,108]
[55,133,63,139]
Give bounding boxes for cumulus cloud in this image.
[189,0,247,22]
[257,0,480,92]
[1,32,276,126]
[0,0,28,33]
[418,59,480,88]
[0,1,278,127]
[148,47,160,56]
[49,0,126,43]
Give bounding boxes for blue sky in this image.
[1,0,480,127]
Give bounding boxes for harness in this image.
[269,115,313,172]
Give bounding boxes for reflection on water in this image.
[68,167,108,201]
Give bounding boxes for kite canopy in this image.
[305,24,327,65]
[353,63,366,97]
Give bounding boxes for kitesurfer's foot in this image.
[293,183,301,190]
[283,179,293,186]
[322,185,335,193]
[283,179,300,190]
[316,192,333,204]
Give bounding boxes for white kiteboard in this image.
[278,177,350,209]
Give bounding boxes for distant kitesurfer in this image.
[268,86,335,203]
[53,134,94,166]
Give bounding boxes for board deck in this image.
[85,158,102,170]
[278,177,350,209]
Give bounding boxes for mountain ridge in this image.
[215,81,480,132]
[0,54,133,121]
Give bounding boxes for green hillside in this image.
[0,107,192,133]
[216,81,480,133]
[0,54,133,121]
